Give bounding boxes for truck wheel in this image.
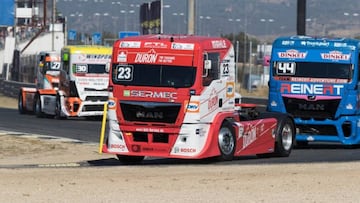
[217,121,236,161]
[55,95,66,120]
[116,155,145,164]
[273,117,295,157]
[18,91,27,114]
[34,94,44,118]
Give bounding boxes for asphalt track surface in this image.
[1,107,360,168]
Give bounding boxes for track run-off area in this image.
[1,102,360,202]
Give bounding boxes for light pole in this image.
[94,13,101,32]
[199,16,204,35]
[199,16,212,35]
[305,18,313,35]
[343,12,359,37]
[228,18,241,84]
[111,1,121,32]
[69,13,84,43]
[228,18,241,44]
[120,10,135,31]
[199,14,212,36]
[344,12,359,19]
[112,16,119,36]
[93,12,110,33]
[172,12,185,34]
[102,12,109,32]
[260,18,274,43]
[129,4,140,31]
[69,12,83,31]
[161,4,170,33]
[112,2,137,32]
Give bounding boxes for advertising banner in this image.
[0,0,15,26]
[119,31,140,39]
[68,30,77,41]
[92,32,102,45]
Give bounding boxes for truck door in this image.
[36,53,46,89]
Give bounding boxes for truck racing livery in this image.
[18,46,112,119]
[18,51,61,115]
[55,45,112,118]
[100,34,295,163]
[268,36,360,145]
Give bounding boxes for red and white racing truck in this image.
[100,35,295,163]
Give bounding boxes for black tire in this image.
[18,90,27,114]
[217,121,236,161]
[34,94,44,118]
[272,117,295,157]
[116,155,145,164]
[54,94,66,120]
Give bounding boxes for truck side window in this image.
[203,53,220,86]
[39,54,44,63]
[63,58,69,74]
[44,62,51,72]
[39,54,45,74]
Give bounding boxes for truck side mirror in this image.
[105,62,110,73]
[204,60,212,70]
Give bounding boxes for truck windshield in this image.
[73,64,108,74]
[274,61,352,79]
[112,64,196,88]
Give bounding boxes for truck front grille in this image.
[85,96,108,102]
[120,101,181,123]
[283,97,340,120]
[52,83,59,88]
[132,132,169,143]
[83,104,104,112]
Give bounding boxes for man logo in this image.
[136,111,164,119]
[307,95,316,101]
[298,103,325,111]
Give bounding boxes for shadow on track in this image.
[85,142,360,167]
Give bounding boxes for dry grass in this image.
[236,84,268,98]
[0,93,17,109]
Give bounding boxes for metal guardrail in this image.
[0,78,35,98]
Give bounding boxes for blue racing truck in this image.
[268,36,360,146]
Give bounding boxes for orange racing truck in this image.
[18,51,61,115]
[18,46,112,119]
[100,35,295,163]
